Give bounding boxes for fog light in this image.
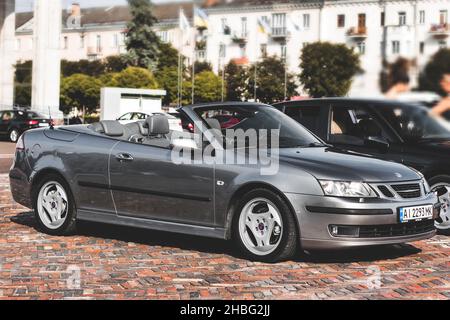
[329,225,360,238]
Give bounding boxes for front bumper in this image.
[285,192,439,250]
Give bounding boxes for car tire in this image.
[32,174,77,236]
[429,175,450,235]
[232,188,298,263]
[9,128,19,143]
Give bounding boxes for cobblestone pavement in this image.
[0,174,449,300]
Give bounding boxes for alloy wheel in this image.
[432,183,450,230]
[37,181,69,230]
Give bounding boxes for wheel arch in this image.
[224,182,301,240]
[31,168,75,209]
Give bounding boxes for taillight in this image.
[27,120,39,126]
[16,134,25,151]
[188,123,194,132]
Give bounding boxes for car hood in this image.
[417,139,450,152]
[278,147,420,182]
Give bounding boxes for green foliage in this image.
[155,66,179,106]
[299,42,361,98]
[194,61,213,74]
[104,55,129,73]
[192,71,223,103]
[60,74,102,113]
[110,66,159,89]
[157,42,180,70]
[125,0,160,70]
[61,59,105,77]
[224,61,247,101]
[248,56,297,103]
[419,49,450,96]
[14,60,32,106]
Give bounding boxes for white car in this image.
[117,112,183,132]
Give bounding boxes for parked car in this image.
[0,109,51,142]
[117,112,182,132]
[273,98,450,233]
[10,102,440,262]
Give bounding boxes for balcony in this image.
[347,26,367,39]
[271,27,289,40]
[429,23,450,38]
[231,32,248,44]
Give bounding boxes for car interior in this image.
[88,115,173,148]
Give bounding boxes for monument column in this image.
[0,0,15,110]
[31,0,63,119]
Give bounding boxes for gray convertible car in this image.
[9,102,441,262]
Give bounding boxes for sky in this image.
[15,0,189,12]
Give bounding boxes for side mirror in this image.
[170,138,199,150]
[364,136,390,152]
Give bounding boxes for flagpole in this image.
[191,3,196,105]
[177,8,182,107]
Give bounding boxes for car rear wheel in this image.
[429,175,450,235]
[9,128,19,143]
[232,189,298,262]
[33,174,77,236]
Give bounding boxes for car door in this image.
[109,140,215,226]
[326,102,404,163]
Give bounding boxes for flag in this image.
[257,17,271,34]
[194,7,209,28]
[179,8,190,31]
[288,15,300,32]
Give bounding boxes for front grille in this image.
[377,185,394,198]
[391,183,422,199]
[358,220,435,238]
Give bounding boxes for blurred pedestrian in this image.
[385,73,411,99]
[431,73,450,120]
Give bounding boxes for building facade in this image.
[13,0,450,97]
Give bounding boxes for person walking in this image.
[431,73,450,120]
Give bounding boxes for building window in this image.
[80,35,85,48]
[438,40,447,49]
[96,35,102,52]
[221,18,230,34]
[419,10,425,24]
[241,17,248,37]
[63,36,68,49]
[381,12,385,26]
[398,12,407,25]
[303,14,310,29]
[440,10,448,24]
[272,13,287,35]
[419,41,425,54]
[337,14,345,28]
[113,34,119,48]
[356,41,366,55]
[260,44,267,57]
[158,30,168,43]
[281,44,287,61]
[219,43,226,58]
[392,41,400,54]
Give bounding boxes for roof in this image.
[15,2,194,30]
[204,0,322,10]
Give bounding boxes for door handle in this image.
[115,153,134,162]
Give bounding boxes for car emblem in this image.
[217,181,225,186]
[395,173,403,178]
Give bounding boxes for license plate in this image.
[399,205,433,223]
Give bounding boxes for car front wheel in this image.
[429,175,450,234]
[33,174,77,236]
[9,128,19,143]
[232,189,298,262]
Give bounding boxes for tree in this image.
[110,66,159,89]
[157,42,179,70]
[192,71,223,103]
[61,59,105,77]
[419,49,450,96]
[60,74,102,114]
[248,56,297,103]
[193,61,213,74]
[125,0,160,70]
[155,66,179,106]
[224,61,247,101]
[104,55,129,73]
[299,42,361,98]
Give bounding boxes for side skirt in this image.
[77,210,228,240]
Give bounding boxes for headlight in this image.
[319,180,377,198]
[422,178,431,194]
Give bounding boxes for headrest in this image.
[89,122,104,133]
[145,115,170,135]
[100,121,124,137]
[359,119,381,137]
[137,121,148,136]
[206,118,221,131]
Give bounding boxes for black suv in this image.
[273,98,450,232]
[0,109,50,142]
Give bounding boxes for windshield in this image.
[195,104,323,148]
[379,104,450,140]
